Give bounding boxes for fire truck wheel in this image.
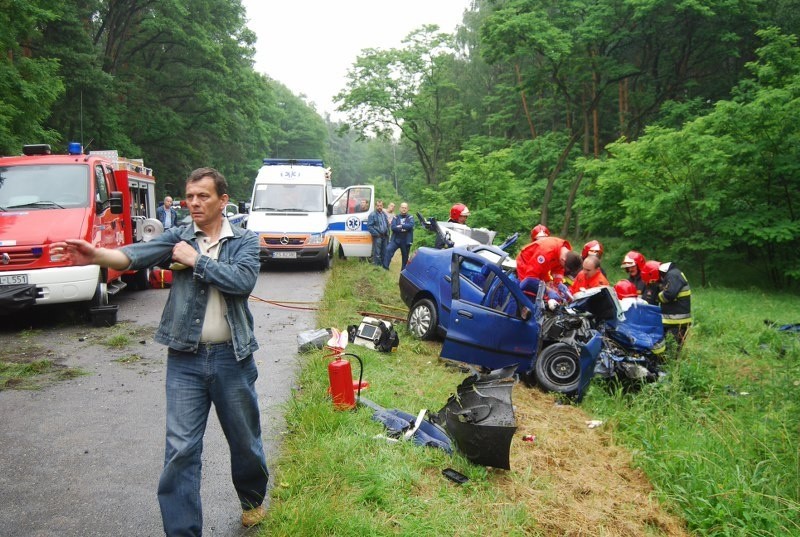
[132,268,150,291]
[91,279,109,307]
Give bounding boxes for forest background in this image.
[2,0,799,289]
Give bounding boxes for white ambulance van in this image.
[243,159,374,268]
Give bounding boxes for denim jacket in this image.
[121,221,260,360]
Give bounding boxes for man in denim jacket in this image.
[53,168,268,535]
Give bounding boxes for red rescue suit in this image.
[570,270,609,294]
[516,237,571,283]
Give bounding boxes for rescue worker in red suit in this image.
[620,250,646,295]
[570,254,610,294]
[516,236,582,301]
[581,239,606,280]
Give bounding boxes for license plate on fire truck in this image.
[0,274,28,285]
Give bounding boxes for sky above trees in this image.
[240,0,472,117]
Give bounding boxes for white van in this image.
[243,159,374,268]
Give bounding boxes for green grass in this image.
[0,359,88,390]
[0,331,87,390]
[583,289,800,535]
[103,334,131,348]
[258,258,800,536]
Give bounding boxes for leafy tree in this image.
[0,0,65,153]
[478,0,769,231]
[425,147,534,238]
[579,28,800,286]
[336,25,466,185]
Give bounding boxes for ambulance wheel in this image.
[534,343,580,394]
[338,245,347,260]
[408,298,437,340]
[320,248,333,270]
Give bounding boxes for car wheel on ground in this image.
[533,342,581,394]
[407,298,438,340]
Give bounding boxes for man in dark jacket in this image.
[656,261,692,352]
[367,199,389,266]
[156,196,179,230]
[383,202,415,270]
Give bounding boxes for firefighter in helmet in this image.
[581,240,604,260]
[644,261,692,352]
[614,279,646,311]
[448,203,470,224]
[640,260,662,305]
[620,250,646,294]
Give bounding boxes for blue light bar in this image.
[262,158,324,167]
[67,142,82,155]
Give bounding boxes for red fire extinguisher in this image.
[327,352,364,411]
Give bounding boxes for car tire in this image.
[408,298,438,340]
[534,342,581,394]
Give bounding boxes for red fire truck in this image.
[0,143,159,315]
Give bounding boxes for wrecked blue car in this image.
[400,245,602,399]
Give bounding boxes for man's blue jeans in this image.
[383,241,411,270]
[371,235,388,266]
[158,343,268,537]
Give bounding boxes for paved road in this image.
[0,266,327,537]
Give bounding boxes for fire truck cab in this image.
[0,143,158,312]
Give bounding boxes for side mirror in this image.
[109,191,123,214]
[327,203,333,217]
[238,201,248,214]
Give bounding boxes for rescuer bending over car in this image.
[52,168,269,535]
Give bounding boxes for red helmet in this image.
[450,203,470,221]
[620,250,646,271]
[641,260,662,284]
[531,224,550,241]
[582,240,603,259]
[614,280,638,300]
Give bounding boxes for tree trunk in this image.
[561,171,584,237]
[540,129,582,225]
[515,63,537,139]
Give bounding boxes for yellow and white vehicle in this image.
[243,159,374,269]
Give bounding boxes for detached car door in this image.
[440,251,541,374]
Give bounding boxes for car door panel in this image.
[441,252,539,374]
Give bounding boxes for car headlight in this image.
[306,233,324,245]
